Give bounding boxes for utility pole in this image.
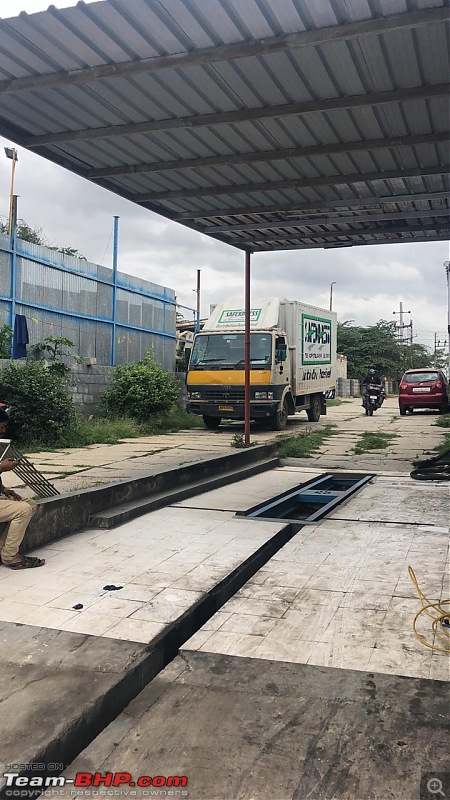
[195,269,201,332]
[329,281,336,311]
[393,302,411,342]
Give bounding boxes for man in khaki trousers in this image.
[0,412,45,570]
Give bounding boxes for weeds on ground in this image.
[434,413,450,452]
[231,432,257,448]
[435,414,450,428]
[326,398,352,407]
[434,428,450,453]
[22,409,203,453]
[354,431,397,454]
[277,424,337,458]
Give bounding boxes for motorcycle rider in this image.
[361,368,385,410]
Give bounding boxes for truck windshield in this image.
[190,333,272,369]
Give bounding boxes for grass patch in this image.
[141,407,204,434]
[277,424,337,458]
[434,430,450,453]
[22,408,204,453]
[435,414,450,428]
[326,398,352,407]
[354,431,397,455]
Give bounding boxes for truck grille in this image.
[203,388,245,402]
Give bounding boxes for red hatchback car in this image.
[399,369,450,415]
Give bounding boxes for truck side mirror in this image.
[275,338,287,363]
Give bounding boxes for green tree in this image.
[101,353,179,422]
[337,320,437,379]
[0,219,85,258]
[31,336,84,376]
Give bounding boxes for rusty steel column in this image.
[244,250,251,445]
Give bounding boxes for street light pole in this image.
[4,147,18,236]
[329,281,336,311]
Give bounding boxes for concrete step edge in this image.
[89,457,279,528]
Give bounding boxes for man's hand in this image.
[0,458,21,472]
[2,489,22,501]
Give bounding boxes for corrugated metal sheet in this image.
[0,0,448,251]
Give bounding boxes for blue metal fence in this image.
[0,229,177,369]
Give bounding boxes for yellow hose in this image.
[408,566,450,653]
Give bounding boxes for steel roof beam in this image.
[207,208,450,235]
[24,83,448,149]
[238,221,450,249]
[3,6,447,97]
[135,165,449,203]
[86,130,449,180]
[173,190,450,221]
[251,233,449,252]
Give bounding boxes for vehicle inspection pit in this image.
[239,473,375,523]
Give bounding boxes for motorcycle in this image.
[363,384,384,416]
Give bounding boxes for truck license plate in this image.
[218,405,234,411]
[412,387,430,392]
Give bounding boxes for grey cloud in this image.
[1,134,448,344]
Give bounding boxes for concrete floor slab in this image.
[57,651,448,800]
[174,466,323,511]
[183,481,449,681]
[0,622,149,790]
[0,505,286,643]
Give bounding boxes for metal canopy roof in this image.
[0,0,449,252]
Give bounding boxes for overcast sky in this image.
[1,0,449,352]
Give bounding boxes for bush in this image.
[0,361,75,445]
[101,355,179,422]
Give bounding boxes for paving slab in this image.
[55,651,448,800]
[0,505,286,641]
[182,474,449,682]
[0,622,149,791]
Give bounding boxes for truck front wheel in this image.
[203,415,221,429]
[271,398,288,431]
[307,394,322,423]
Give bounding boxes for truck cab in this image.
[187,328,291,429]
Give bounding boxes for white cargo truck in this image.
[186,297,337,430]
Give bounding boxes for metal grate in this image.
[1,440,60,498]
[203,388,245,402]
[240,473,374,523]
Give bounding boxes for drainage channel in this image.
[238,472,374,523]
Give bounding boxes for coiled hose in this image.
[408,566,450,653]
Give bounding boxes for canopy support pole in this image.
[244,250,252,445]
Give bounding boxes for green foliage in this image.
[55,416,142,448]
[353,431,397,454]
[0,219,86,258]
[277,425,336,458]
[15,221,45,244]
[0,324,13,359]
[435,431,450,453]
[31,336,84,376]
[230,432,257,448]
[101,354,179,422]
[0,360,75,445]
[141,407,204,433]
[337,320,437,379]
[435,414,450,429]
